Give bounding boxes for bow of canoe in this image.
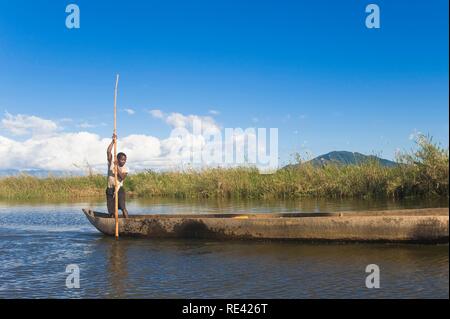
[82,208,449,243]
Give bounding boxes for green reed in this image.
[1,135,447,200]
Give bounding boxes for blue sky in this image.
[0,0,448,170]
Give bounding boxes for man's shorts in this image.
[106,187,126,216]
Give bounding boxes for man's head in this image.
[117,152,127,167]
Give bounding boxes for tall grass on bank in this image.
[0,174,105,199]
[0,135,448,200]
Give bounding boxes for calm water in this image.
[0,198,448,298]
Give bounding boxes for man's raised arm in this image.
[107,134,116,164]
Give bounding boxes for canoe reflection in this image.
[108,240,129,297]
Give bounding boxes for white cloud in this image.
[77,121,108,129]
[208,109,220,115]
[163,112,221,135]
[77,122,95,129]
[1,112,59,136]
[0,132,107,171]
[148,109,164,119]
[0,131,164,172]
[149,110,221,134]
[0,112,165,172]
[124,108,135,115]
[120,134,161,164]
[0,112,276,172]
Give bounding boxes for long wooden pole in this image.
[114,74,120,240]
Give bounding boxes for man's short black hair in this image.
[117,152,127,160]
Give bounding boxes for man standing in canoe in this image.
[106,133,129,218]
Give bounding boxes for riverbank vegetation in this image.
[1,135,448,200]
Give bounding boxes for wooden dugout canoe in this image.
[82,207,449,243]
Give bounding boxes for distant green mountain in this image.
[284,151,397,169]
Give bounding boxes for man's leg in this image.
[118,187,129,218]
[106,188,115,217]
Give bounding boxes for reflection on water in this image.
[108,240,128,298]
[1,196,448,215]
[90,238,448,299]
[0,198,448,298]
